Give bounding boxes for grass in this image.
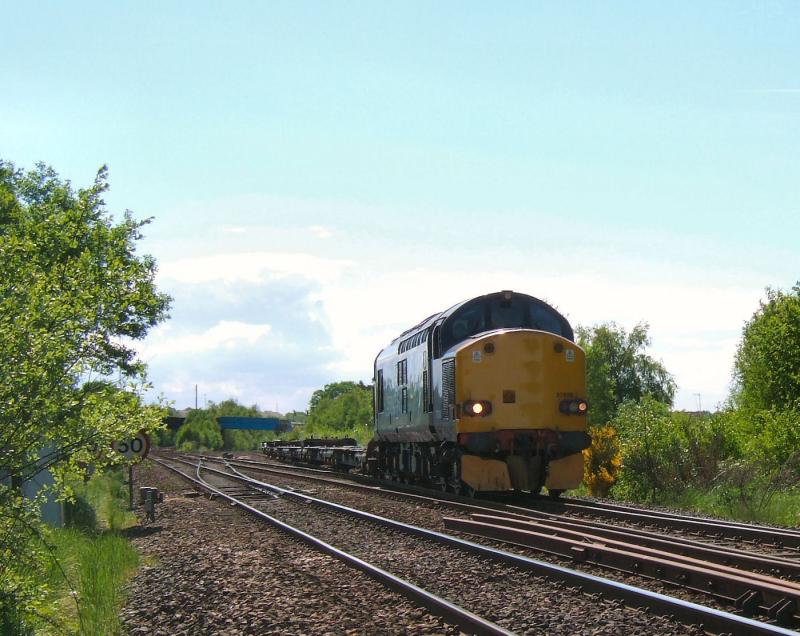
[40,530,139,635]
[30,468,142,636]
[598,482,800,527]
[664,486,800,527]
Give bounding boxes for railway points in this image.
[153,452,800,635]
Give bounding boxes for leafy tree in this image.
[708,407,800,519]
[175,410,223,451]
[577,322,675,426]
[733,284,800,412]
[306,381,373,442]
[0,160,170,627]
[612,397,679,502]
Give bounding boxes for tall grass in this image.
[31,469,142,635]
[42,530,139,635]
[75,469,137,532]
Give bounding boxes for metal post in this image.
[129,465,134,511]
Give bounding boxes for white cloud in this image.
[139,320,272,359]
[307,268,763,412]
[308,225,334,239]
[159,251,354,286]
[140,224,768,413]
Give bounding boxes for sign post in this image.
[111,431,151,511]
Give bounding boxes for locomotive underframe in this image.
[370,428,588,495]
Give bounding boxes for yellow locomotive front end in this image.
[453,330,589,496]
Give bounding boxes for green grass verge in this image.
[39,529,139,635]
[663,487,800,526]
[29,468,142,636]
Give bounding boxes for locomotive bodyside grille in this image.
[442,359,455,420]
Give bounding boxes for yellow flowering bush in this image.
[583,425,622,497]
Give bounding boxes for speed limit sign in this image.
[112,430,150,461]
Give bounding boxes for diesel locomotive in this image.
[369,290,590,497]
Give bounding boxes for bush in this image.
[583,425,622,497]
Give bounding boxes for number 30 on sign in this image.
[112,430,150,460]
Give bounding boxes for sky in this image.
[2,3,798,413]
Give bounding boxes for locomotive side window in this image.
[397,359,407,385]
[376,370,384,412]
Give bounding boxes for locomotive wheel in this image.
[460,482,476,498]
[548,489,564,500]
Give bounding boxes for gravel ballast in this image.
[125,460,699,634]
[121,461,461,635]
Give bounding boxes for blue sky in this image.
[3,3,798,412]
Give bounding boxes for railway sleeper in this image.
[445,517,800,625]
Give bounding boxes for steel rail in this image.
[238,451,800,547]
[527,500,800,549]
[491,508,800,578]
[559,497,800,539]
[465,514,800,591]
[151,457,515,636]
[192,453,800,578]
[444,514,800,625]
[164,454,798,636]
[207,452,800,549]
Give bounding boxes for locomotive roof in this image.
[380,290,571,355]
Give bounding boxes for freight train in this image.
[263,290,590,497]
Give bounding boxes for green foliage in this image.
[175,410,223,451]
[708,408,800,519]
[39,528,139,636]
[582,425,621,497]
[0,159,170,630]
[150,426,177,447]
[172,399,281,451]
[306,381,373,444]
[612,398,677,501]
[209,400,272,450]
[284,410,308,425]
[577,322,675,427]
[733,283,800,412]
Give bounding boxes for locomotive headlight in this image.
[559,399,589,415]
[463,400,492,416]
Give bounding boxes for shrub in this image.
[583,425,622,497]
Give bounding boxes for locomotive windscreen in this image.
[440,294,572,353]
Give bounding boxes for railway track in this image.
[153,456,512,636]
[155,453,798,635]
[540,497,800,551]
[216,451,800,552]
[184,452,800,565]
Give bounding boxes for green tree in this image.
[612,397,678,502]
[577,322,675,427]
[733,284,800,412]
[175,410,224,451]
[306,381,373,442]
[0,160,170,627]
